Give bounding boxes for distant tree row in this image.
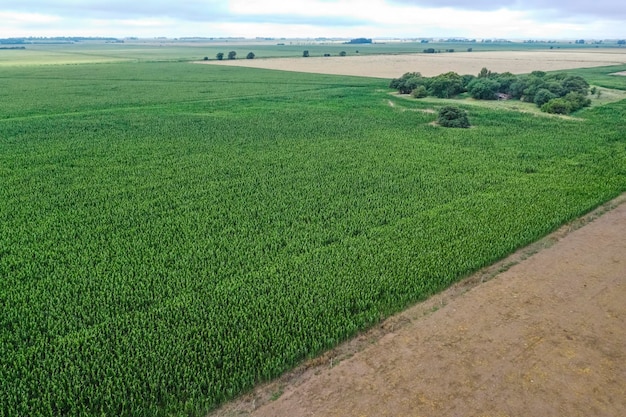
[424,48,471,53]
[303,50,347,57]
[389,68,591,115]
[214,51,255,60]
[0,36,119,44]
[346,38,372,44]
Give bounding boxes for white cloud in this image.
[0,11,62,25]
[0,0,623,39]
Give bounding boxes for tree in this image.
[477,67,491,78]
[339,51,347,56]
[389,72,425,94]
[492,72,517,94]
[303,50,309,57]
[518,73,547,102]
[428,72,464,98]
[545,81,565,97]
[534,88,557,106]
[246,52,255,59]
[467,78,500,100]
[216,52,224,60]
[534,88,559,106]
[227,51,237,60]
[203,56,209,61]
[437,106,470,128]
[558,74,589,96]
[461,74,476,89]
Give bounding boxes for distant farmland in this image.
[1,47,625,417]
[202,49,626,78]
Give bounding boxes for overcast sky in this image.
[1,0,624,39]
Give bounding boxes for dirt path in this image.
[211,195,626,417]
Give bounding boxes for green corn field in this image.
[1,57,625,416]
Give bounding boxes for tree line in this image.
[390,68,591,115]
[211,51,255,60]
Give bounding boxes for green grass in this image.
[566,64,626,90]
[1,60,625,417]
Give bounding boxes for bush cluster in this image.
[437,106,470,128]
[390,67,592,115]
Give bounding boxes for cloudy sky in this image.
[1,0,624,40]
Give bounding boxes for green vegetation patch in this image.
[1,62,625,417]
[390,68,598,115]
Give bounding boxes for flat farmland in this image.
[202,49,626,78]
[1,51,625,417]
[242,196,626,417]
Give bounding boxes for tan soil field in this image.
[200,49,626,78]
[211,195,626,417]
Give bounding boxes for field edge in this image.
[207,191,626,417]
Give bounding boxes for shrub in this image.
[563,92,591,111]
[411,85,428,98]
[303,50,309,57]
[541,92,591,115]
[541,98,572,114]
[216,52,224,60]
[227,51,237,60]
[246,52,255,59]
[437,106,470,128]
[339,51,347,56]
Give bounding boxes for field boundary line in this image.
[208,192,626,417]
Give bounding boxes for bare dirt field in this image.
[211,195,626,417]
[200,49,626,78]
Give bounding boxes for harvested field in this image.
[200,49,626,78]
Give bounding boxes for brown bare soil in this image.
[199,49,626,78]
[210,194,626,417]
